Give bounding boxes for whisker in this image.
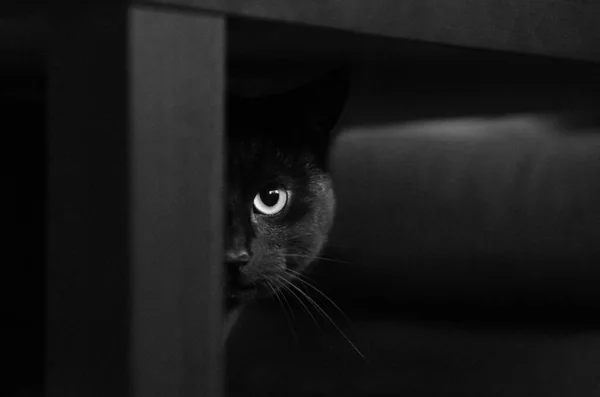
[276,275,365,360]
[282,268,320,291]
[283,269,350,323]
[272,276,320,330]
[286,232,321,239]
[265,278,292,321]
[283,267,314,280]
[279,266,319,284]
[283,268,324,295]
[313,255,353,264]
[269,277,296,321]
[284,270,313,298]
[265,278,298,342]
[285,254,353,265]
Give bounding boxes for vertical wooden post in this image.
[47,4,225,396]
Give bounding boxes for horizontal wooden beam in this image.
[143,0,600,62]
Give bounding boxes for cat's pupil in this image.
[260,189,280,207]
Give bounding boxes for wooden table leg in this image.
[47,5,225,396]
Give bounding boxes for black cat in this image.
[224,69,349,338]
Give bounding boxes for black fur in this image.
[225,69,348,311]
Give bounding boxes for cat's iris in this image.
[253,184,289,215]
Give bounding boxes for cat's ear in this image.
[230,67,349,136]
[227,68,350,168]
[278,68,350,169]
[287,68,350,136]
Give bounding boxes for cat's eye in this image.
[253,185,289,216]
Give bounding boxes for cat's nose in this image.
[225,249,251,287]
[224,249,250,267]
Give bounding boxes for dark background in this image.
[3,10,600,397]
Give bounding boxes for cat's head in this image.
[225,69,349,311]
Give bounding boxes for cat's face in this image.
[225,70,348,311]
